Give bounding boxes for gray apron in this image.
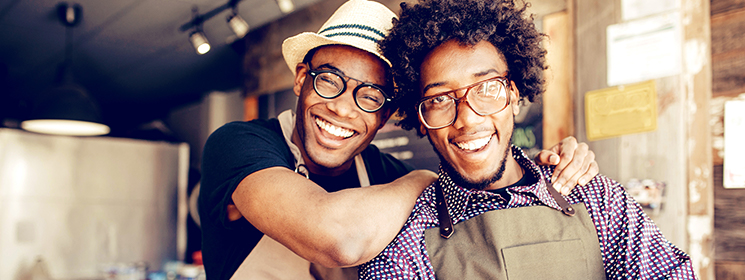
[230,110,363,280]
[424,180,606,280]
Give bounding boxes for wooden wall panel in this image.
[711,8,745,97]
[574,0,622,181]
[711,0,745,277]
[711,0,745,15]
[715,261,745,279]
[713,165,745,261]
[576,0,714,277]
[543,11,575,148]
[710,9,745,56]
[712,53,745,97]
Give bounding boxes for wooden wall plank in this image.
[713,165,745,262]
[710,8,745,98]
[710,9,745,56]
[710,0,745,275]
[543,11,575,147]
[712,52,745,97]
[576,0,713,277]
[711,0,745,15]
[715,261,745,279]
[574,0,622,180]
[710,7,745,97]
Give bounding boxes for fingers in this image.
[536,136,577,166]
[540,136,601,196]
[554,148,597,195]
[577,161,599,186]
[550,136,579,183]
[535,150,561,165]
[560,150,594,194]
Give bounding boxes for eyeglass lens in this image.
[418,77,510,129]
[312,71,387,112]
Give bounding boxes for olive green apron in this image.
[424,182,606,280]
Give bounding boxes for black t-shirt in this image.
[199,118,413,280]
[487,169,539,202]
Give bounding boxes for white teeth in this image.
[455,136,491,151]
[315,118,354,138]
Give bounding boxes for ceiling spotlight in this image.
[276,0,295,14]
[227,11,249,39]
[189,29,211,55]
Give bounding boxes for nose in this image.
[451,98,484,130]
[325,86,359,118]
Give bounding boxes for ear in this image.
[293,64,309,97]
[510,81,521,116]
[418,115,429,136]
[378,108,394,130]
[419,123,428,136]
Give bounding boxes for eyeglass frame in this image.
[417,75,512,129]
[305,62,394,113]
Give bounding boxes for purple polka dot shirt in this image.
[359,146,697,279]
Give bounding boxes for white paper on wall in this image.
[621,0,679,21]
[724,100,745,189]
[607,12,682,86]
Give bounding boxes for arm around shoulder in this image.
[232,167,437,267]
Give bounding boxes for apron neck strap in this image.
[436,182,455,239]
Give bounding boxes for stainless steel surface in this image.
[0,128,188,279]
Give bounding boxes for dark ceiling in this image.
[0,0,317,137]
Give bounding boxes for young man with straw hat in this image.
[199,0,599,279]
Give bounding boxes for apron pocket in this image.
[502,239,591,280]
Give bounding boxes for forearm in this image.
[233,167,436,267]
[323,169,437,266]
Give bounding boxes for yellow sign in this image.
[585,80,657,141]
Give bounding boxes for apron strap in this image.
[436,182,454,239]
[544,178,575,216]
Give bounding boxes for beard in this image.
[431,135,512,190]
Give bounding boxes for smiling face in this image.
[420,40,522,190]
[292,45,392,176]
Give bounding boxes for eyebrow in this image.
[314,63,344,74]
[421,69,501,94]
[313,62,388,88]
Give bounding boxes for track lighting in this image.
[179,0,253,55]
[227,11,249,39]
[189,29,211,55]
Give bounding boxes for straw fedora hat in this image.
[282,0,396,75]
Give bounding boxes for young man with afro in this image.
[359,0,697,279]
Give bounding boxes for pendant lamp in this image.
[21,2,110,136]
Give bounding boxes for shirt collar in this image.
[437,145,564,222]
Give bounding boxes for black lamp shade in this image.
[21,84,110,136]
